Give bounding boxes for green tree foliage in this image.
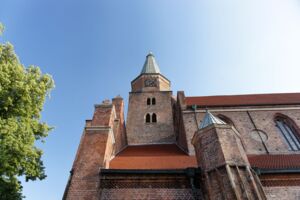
[0,23,54,199]
[0,24,4,36]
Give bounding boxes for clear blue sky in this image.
[1,0,300,199]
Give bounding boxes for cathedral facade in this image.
[63,53,300,200]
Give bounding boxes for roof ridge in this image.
[187,92,300,99]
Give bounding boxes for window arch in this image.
[145,113,151,123]
[147,98,151,105]
[145,113,157,123]
[275,114,300,151]
[217,114,235,127]
[152,98,156,105]
[152,113,157,123]
[146,97,156,105]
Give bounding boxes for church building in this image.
[63,53,300,200]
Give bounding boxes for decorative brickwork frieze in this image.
[99,169,203,200]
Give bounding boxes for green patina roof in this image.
[199,110,227,129]
[141,52,161,74]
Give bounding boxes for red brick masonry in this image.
[260,174,300,187]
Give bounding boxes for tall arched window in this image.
[145,113,151,123]
[152,98,156,105]
[147,98,151,105]
[152,113,157,123]
[275,115,300,151]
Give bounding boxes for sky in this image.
[1,0,300,199]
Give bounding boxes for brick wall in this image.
[63,101,121,200]
[126,91,176,145]
[179,103,300,155]
[173,91,189,152]
[264,186,300,200]
[131,74,170,92]
[112,97,127,153]
[99,169,203,199]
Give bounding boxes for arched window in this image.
[152,98,156,105]
[145,113,151,123]
[152,113,157,123]
[275,115,300,151]
[217,114,235,127]
[147,98,151,105]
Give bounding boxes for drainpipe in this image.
[186,168,197,199]
[192,105,199,129]
[247,111,269,154]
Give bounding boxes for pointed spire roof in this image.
[199,110,226,129]
[140,52,161,74]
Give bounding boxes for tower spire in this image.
[140,52,161,74]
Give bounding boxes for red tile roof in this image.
[110,147,300,187]
[248,154,300,169]
[185,93,300,107]
[110,144,300,171]
[109,144,198,169]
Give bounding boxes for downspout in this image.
[186,168,197,199]
[247,111,269,154]
[192,105,199,129]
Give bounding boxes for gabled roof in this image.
[199,110,226,129]
[110,144,300,171]
[185,93,300,107]
[140,52,161,74]
[109,144,197,169]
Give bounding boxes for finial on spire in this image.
[147,51,154,56]
[199,110,226,129]
[141,52,161,74]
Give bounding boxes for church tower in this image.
[126,52,175,145]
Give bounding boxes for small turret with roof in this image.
[192,109,267,199]
[131,52,170,92]
[199,110,226,129]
